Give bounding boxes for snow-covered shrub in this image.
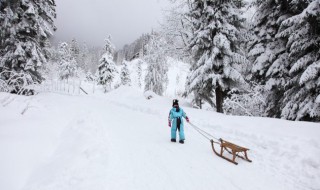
[223,84,266,117]
[144,90,157,100]
[0,70,35,95]
[0,78,9,92]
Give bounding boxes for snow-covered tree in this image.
[57,42,77,80]
[145,62,166,95]
[120,61,131,86]
[0,0,56,92]
[279,0,320,121]
[247,0,292,117]
[161,0,192,62]
[115,34,150,63]
[69,38,92,72]
[223,83,266,116]
[70,38,80,59]
[137,60,143,88]
[144,33,169,95]
[98,36,117,92]
[185,0,248,113]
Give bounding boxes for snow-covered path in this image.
[0,88,319,190]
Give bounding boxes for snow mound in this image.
[144,90,157,100]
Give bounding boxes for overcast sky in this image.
[53,0,170,49]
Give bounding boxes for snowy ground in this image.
[1,87,319,190]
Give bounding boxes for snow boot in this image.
[171,139,176,142]
[179,140,184,144]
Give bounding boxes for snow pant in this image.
[171,117,185,140]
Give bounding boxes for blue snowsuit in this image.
[169,107,187,140]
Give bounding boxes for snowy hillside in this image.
[113,58,190,98]
[1,87,319,190]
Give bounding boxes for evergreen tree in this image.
[279,0,320,121]
[57,42,77,80]
[98,36,117,92]
[70,38,80,59]
[79,42,90,72]
[185,0,248,113]
[137,60,143,88]
[144,62,165,95]
[247,0,292,117]
[120,61,131,86]
[0,0,56,89]
[144,33,168,95]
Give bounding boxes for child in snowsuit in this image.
[168,99,189,144]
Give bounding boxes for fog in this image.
[53,0,170,49]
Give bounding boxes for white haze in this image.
[53,0,170,49]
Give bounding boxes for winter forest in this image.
[1,0,319,121]
[1,1,320,190]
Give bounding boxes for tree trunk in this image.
[215,85,224,113]
[280,0,289,11]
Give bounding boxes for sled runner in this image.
[188,122,252,165]
[210,138,252,165]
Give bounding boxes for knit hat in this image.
[172,99,179,107]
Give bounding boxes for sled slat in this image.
[210,139,252,165]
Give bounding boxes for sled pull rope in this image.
[188,122,220,144]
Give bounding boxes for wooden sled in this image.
[210,139,252,165]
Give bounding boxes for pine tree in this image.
[70,38,80,59]
[143,33,168,95]
[137,60,143,88]
[247,0,292,117]
[120,61,131,86]
[185,0,248,113]
[57,42,77,80]
[98,36,117,92]
[0,0,56,91]
[145,62,165,95]
[279,0,320,121]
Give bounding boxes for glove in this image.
[186,117,190,123]
[168,120,171,127]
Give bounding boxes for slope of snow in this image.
[114,58,190,97]
[0,87,319,190]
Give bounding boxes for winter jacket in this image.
[169,107,187,140]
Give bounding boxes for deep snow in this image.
[0,86,319,190]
